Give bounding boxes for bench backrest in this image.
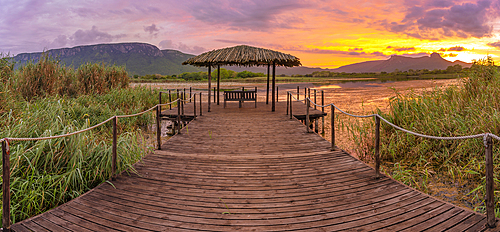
[224,90,256,101]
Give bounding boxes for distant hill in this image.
[12,43,472,76]
[332,53,472,73]
[13,43,203,76]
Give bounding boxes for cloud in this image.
[443,53,458,57]
[447,46,465,51]
[387,46,416,52]
[182,0,307,31]
[381,0,497,39]
[45,26,126,49]
[72,26,126,45]
[286,46,386,57]
[487,41,500,48]
[159,39,206,54]
[144,24,160,34]
[439,46,466,51]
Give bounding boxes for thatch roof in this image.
[182,45,301,67]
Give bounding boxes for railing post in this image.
[297,86,299,100]
[194,93,197,119]
[304,87,306,100]
[199,92,202,116]
[290,92,293,119]
[190,87,192,103]
[276,86,279,102]
[112,117,118,180]
[331,105,335,151]
[306,98,311,133]
[181,93,185,116]
[214,87,216,103]
[159,92,162,112]
[156,104,161,150]
[286,92,289,115]
[177,98,181,134]
[168,90,172,110]
[375,116,380,179]
[2,140,11,231]
[485,135,496,228]
[314,89,317,110]
[322,90,325,135]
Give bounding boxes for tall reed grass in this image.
[348,57,500,215]
[0,55,159,225]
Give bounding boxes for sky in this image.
[1,0,500,68]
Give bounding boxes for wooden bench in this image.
[224,87,257,108]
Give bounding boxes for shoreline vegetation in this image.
[0,54,161,225]
[343,57,500,216]
[0,53,497,225]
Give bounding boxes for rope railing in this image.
[287,88,499,228]
[0,89,204,231]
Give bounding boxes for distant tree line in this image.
[134,64,469,81]
[133,68,265,81]
[290,64,467,77]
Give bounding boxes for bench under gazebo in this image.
[182,45,301,112]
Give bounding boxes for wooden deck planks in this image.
[12,101,495,231]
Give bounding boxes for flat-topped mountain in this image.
[332,53,471,73]
[13,43,203,76]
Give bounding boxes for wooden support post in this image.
[308,88,311,101]
[306,99,310,133]
[276,86,279,102]
[255,87,257,108]
[322,90,325,135]
[297,86,299,100]
[208,65,211,112]
[272,62,276,112]
[314,89,317,110]
[156,103,161,151]
[217,65,220,105]
[486,135,496,228]
[375,116,380,179]
[168,90,172,110]
[266,64,270,104]
[290,92,293,119]
[331,105,335,151]
[183,88,186,100]
[213,87,216,103]
[304,87,307,100]
[190,87,192,103]
[193,93,197,119]
[286,92,289,115]
[2,140,11,231]
[199,92,202,116]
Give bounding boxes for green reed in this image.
[345,57,500,215]
[0,54,161,225]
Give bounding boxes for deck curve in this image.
[12,102,495,231]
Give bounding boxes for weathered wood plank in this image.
[11,101,495,231]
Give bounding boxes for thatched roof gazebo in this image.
[182,45,301,112]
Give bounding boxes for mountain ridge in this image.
[12,43,472,76]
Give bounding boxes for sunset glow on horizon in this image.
[2,0,500,68]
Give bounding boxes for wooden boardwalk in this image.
[12,102,496,231]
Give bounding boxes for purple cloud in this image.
[181,0,307,31]
[159,39,206,54]
[382,0,497,39]
[487,41,500,48]
[387,46,416,52]
[447,46,465,51]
